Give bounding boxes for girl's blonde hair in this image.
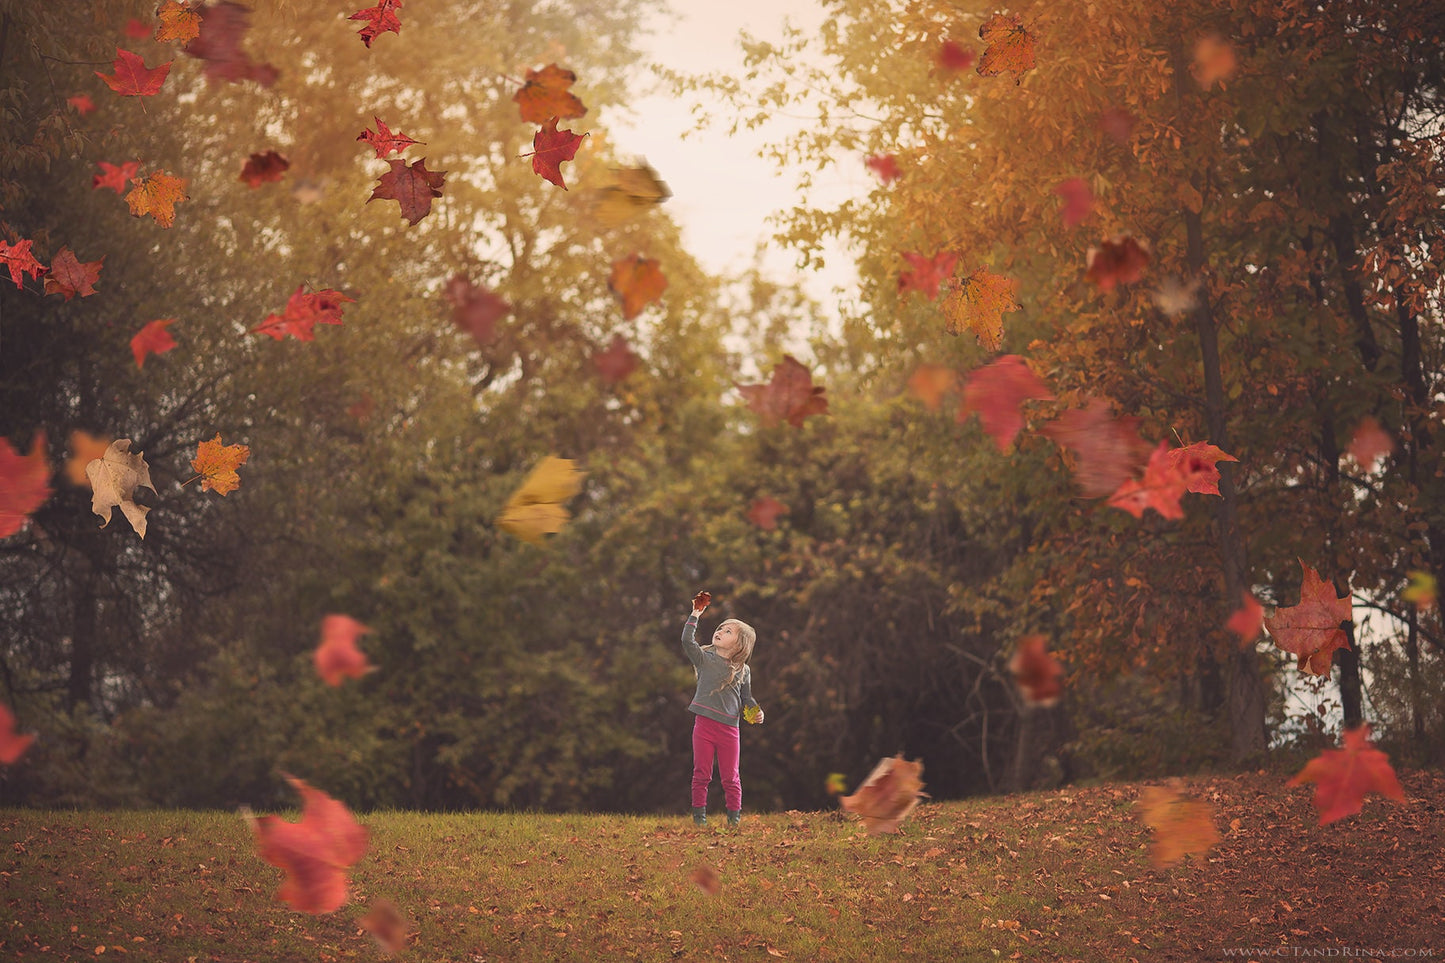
[704,618,757,691]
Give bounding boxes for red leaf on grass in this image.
[1086,235,1150,290]
[959,354,1053,451]
[95,48,172,97]
[131,319,178,368]
[528,118,586,189]
[0,239,45,289]
[592,334,639,384]
[0,703,36,764]
[350,0,404,48]
[315,615,375,686]
[1041,399,1149,498]
[898,251,958,300]
[245,774,368,913]
[357,116,422,158]
[443,274,509,346]
[737,355,828,429]
[1226,590,1264,645]
[0,433,51,540]
[93,161,141,193]
[746,496,788,530]
[367,157,446,225]
[184,2,278,86]
[1009,635,1063,706]
[865,154,900,183]
[840,755,927,835]
[514,64,587,124]
[1264,560,1352,677]
[253,285,354,341]
[42,247,103,301]
[239,150,289,187]
[608,254,667,319]
[359,898,409,953]
[1288,724,1405,825]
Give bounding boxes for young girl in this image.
[680,592,762,827]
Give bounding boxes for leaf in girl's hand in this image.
[691,591,711,612]
[839,755,927,834]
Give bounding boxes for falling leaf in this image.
[692,590,712,612]
[42,247,103,301]
[1098,107,1135,144]
[0,239,45,289]
[1041,399,1149,498]
[367,156,446,225]
[839,755,927,835]
[86,439,154,538]
[1347,416,1393,472]
[244,773,368,913]
[443,274,508,346]
[131,319,178,367]
[514,63,587,123]
[1287,724,1405,825]
[737,355,829,429]
[239,150,289,187]
[609,254,667,319]
[1264,559,1352,677]
[1192,34,1237,88]
[0,703,36,764]
[496,456,587,545]
[93,161,141,194]
[959,354,1053,451]
[824,772,847,795]
[689,864,721,896]
[907,363,956,412]
[1167,441,1237,495]
[125,170,190,228]
[357,116,422,158]
[897,251,958,300]
[746,496,788,530]
[592,334,639,384]
[125,17,152,38]
[350,0,404,48]
[1107,441,1188,521]
[95,47,172,97]
[976,13,1036,84]
[1136,784,1220,868]
[315,615,375,686]
[1009,635,1063,706]
[1054,177,1093,228]
[591,164,670,227]
[1226,590,1265,645]
[252,285,354,341]
[65,431,112,487]
[941,267,1020,351]
[359,898,408,954]
[1402,571,1436,610]
[67,94,96,114]
[155,0,202,43]
[0,434,51,540]
[1152,276,1202,316]
[184,2,278,86]
[527,118,586,190]
[864,154,900,183]
[935,39,975,74]
[190,434,250,495]
[1085,235,1150,291]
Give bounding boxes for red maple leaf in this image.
[95,47,172,97]
[1287,724,1405,825]
[1264,559,1352,676]
[1347,416,1394,472]
[0,433,51,541]
[67,94,96,114]
[528,117,586,190]
[132,319,178,368]
[840,756,927,835]
[1107,440,1189,520]
[1041,399,1150,498]
[746,496,789,530]
[1226,590,1264,645]
[1054,177,1093,228]
[592,333,639,384]
[514,64,587,124]
[350,0,404,48]
[314,614,375,686]
[367,157,445,225]
[93,161,141,194]
[1009,635,1063,706]
[124,17,152,39]
[865,154,900,183]
[253,285,354,341]
[43,247,104,301]
[1086,235,1151,291]
[246,774,368,913]
[0,239,45,289]
[357,116,422,158]
[442,274,508,346]
[0,702,36,764]
[897,251,958,300]
[239,150,289,187]
[737,354,829,429]
[609,254,667,319]
[184,2,278,86]
[958,354,1053,451]
[1168,441,1237,495]
[935,39,976,73]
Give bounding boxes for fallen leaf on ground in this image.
[689,864,721,896]
[359,898,409,954]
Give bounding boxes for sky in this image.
[603,0,868,313]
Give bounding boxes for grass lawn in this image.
[2,768,1442,961]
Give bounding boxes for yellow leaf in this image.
[496,456,586,544]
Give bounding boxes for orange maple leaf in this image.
[1226,590,1265,645]
[941,267,1020,351]
[907,363,957,412]
[155,0,202,44]
[1107,440,1189,521]
[65,430,112,487]
[190,433,250,495]
[244,774,368,913]
[1009,635,1063,706]
[1136,784,1220,868]
[315,614,376,686]
[976,13,1036,84]
[746,496,788,530]
[1264,559,1352,676]
[125,170,190,227]
[608,254,667,319]
[1287,724,1405,825]
[514,63,587,124]
[0,433,51,540]
[1191,34,1237,89]
[839,755,928,835]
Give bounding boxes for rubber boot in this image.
[691,806,707,826]
[726,809,741,827]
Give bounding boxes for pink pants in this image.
[691,714,742,811]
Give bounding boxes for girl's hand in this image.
[744,705,763,725]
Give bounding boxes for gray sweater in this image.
[681,614,759,727]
